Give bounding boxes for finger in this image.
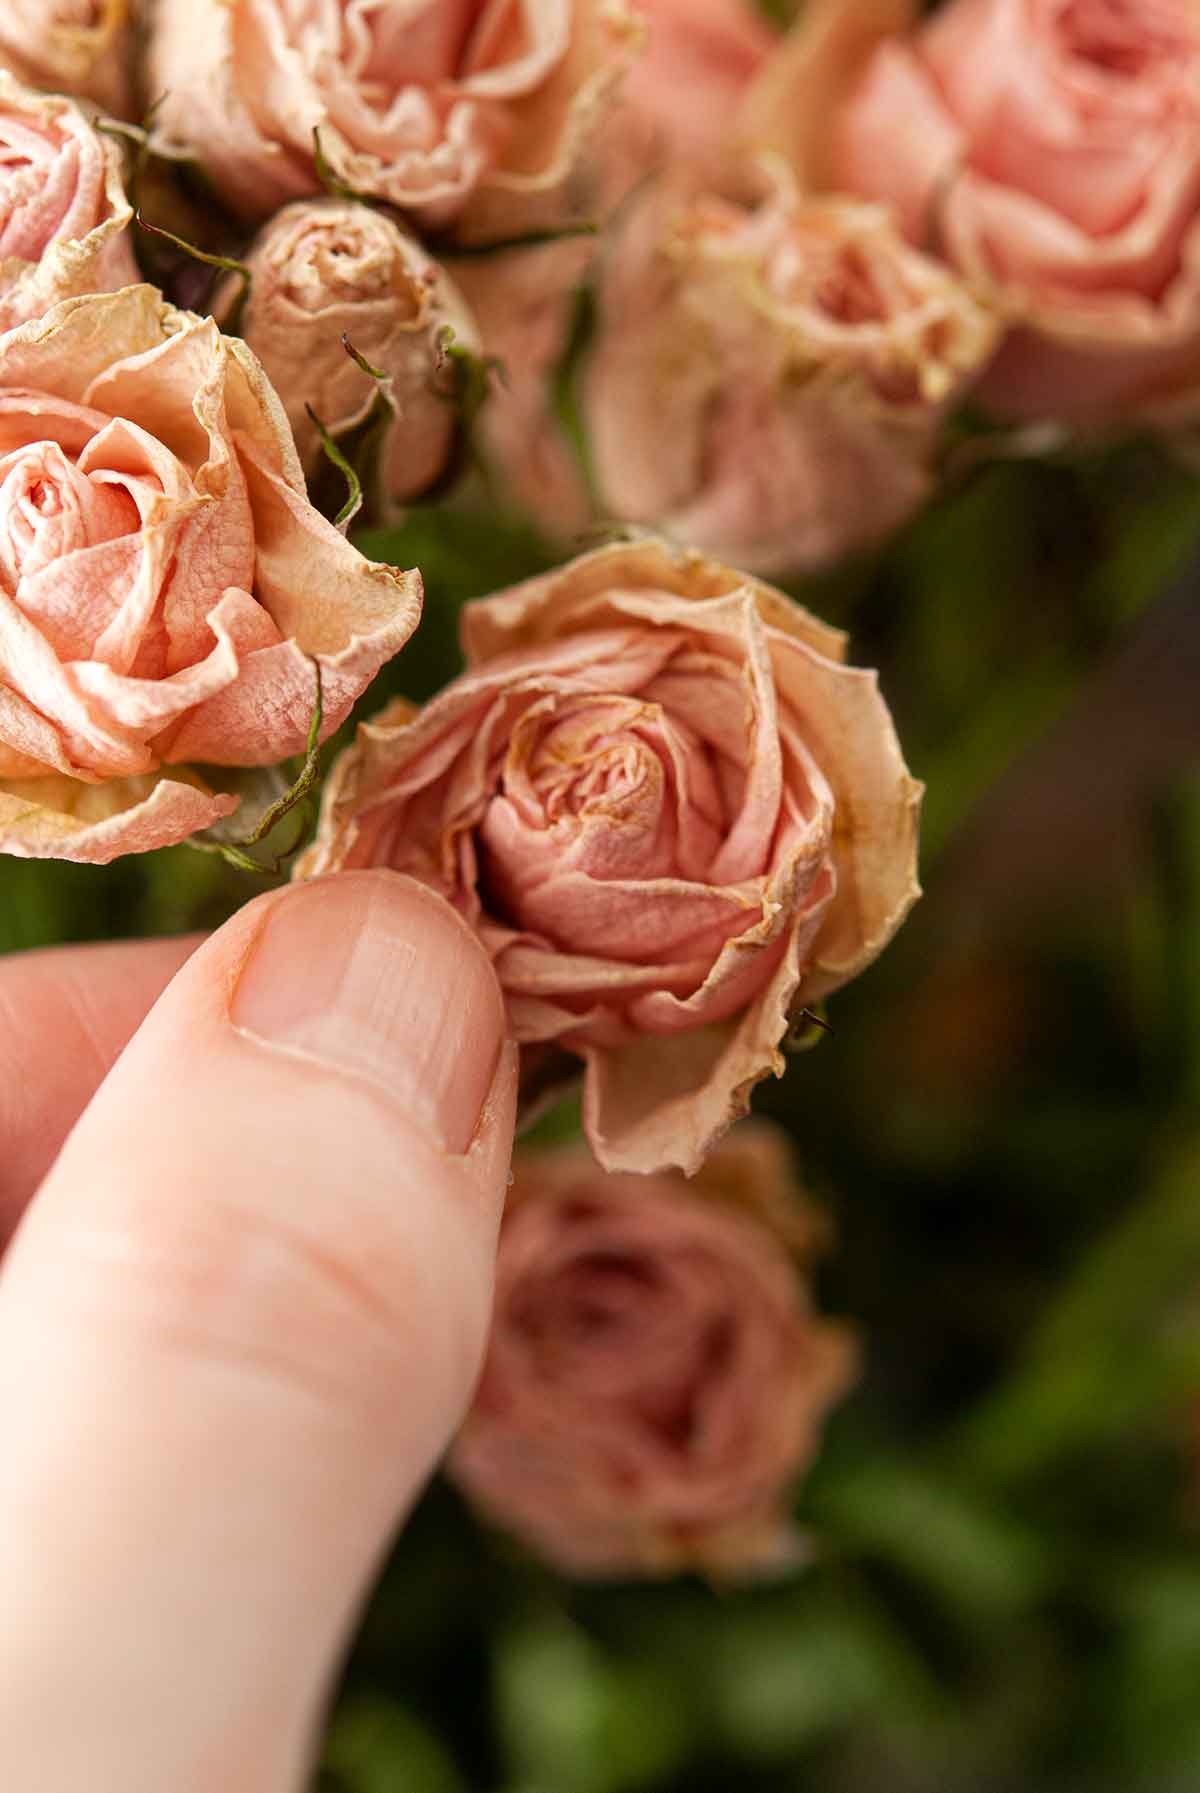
[0,935,202,1236]
[0,871,516,1793]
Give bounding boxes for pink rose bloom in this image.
[449,1126,858,1580]
[0,0,132,118]
[149,0,641,240]
[0,74,137,333]
[224,199,480,505]
[585,170,998,574]
[0,286,420,864]
[298,538,921,1176]
[757,0,1200,425]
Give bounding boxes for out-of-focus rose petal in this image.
[583,169,999,574]
[0,0,133,118]
[0,74,137,332]
[769,0,1200,426]
[449,1125,858,1580]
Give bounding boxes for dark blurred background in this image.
[3,437,1199,1793]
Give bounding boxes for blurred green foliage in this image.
[2,438,1199,1791]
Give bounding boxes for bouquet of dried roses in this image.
[1,3,1199,1789]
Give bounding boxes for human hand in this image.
[0,872,516,1792]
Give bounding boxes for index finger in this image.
[0,934,202,1237]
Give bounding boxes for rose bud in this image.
[448,1125,858,1581]
[298,537,921,1176]
[0,286,420,864]
[0,0,133,119]
[221,199,481,505]
[584,169,999,574]
[0,73,137,333]
[148,0,642,241]
[752,0,1200,427]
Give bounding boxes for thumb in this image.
[0,871,516,1793]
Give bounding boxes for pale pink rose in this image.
[0,0,132,118]
[451,235,594,535]
[299,538,921,1176]
[148,0,642,241]
[0,286,421,865]
[754,0,1200,425]
[449,1125,858,1580]
[584,170,999,574]
[0,74,137,333]
[222,199,480,505]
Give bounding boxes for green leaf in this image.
[495,1619,694,1793]
[323,1695,464,1793]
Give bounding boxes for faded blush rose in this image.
[0,0,132,118]
[584,170,998,573]
[756,0,1200,425]
[149,0,642,241]
[448,1125,858,1580]
[0,286,420,864]
[0,74,137,333]
[299,538,921,1176]
[223,199,480,505]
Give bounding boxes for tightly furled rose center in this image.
[480,688,735,923]
[0,391,264,782]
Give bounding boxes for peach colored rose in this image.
[299,538,921,1176]
[0,286,421,864]
[0,74,137,333]
[0,0,132,118]
[148,0,642,241]
[753,0,1200,425]
[448,1125,858,1580]
[584,169,999,573]
[222,199,480,505]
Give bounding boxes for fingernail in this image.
[231,872,505,1154]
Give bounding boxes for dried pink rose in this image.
[585,169,999,574]
[299,538,921,1176]
[222,199,480,505]
[0,0,132,118]
[0,73,137,333]
[449,1125,858,1581]
[754,0,1200,426]
[148,0,642,241]
[0,286,420,864]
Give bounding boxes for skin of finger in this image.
[0,934,202,1236]
[0,882,517,1793]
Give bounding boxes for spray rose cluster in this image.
[0,0,1187,1582]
